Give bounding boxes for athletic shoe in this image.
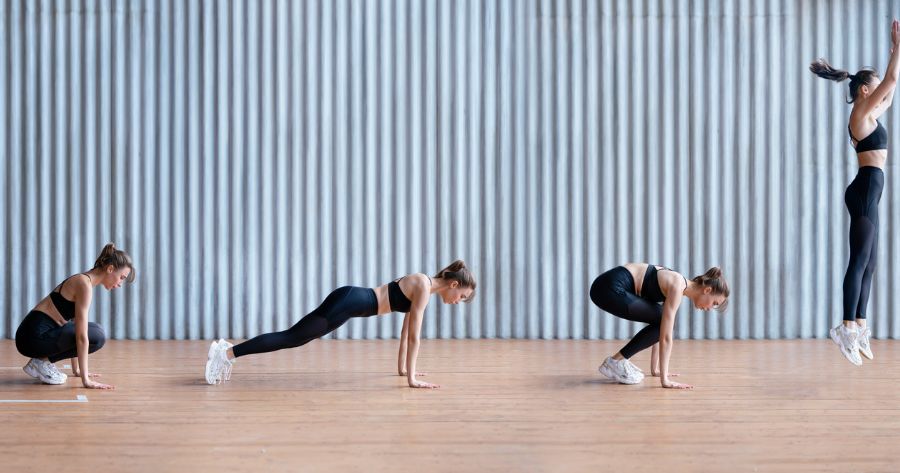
[858,327,874,360]
[830,324,863,366]
[23,358,67,385]
[205,340,233,385]
[598,356,644,384]
[205,341,221,385]
[217,339,235,381]
[623,358,644,374]
[621,359,645,383]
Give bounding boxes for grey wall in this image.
[2,0,899,340]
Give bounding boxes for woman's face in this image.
[691,287,726,311]
[101,266,132,290]
[440,282,473,305]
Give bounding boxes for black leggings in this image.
[843,166,884,321]
[232,286,379,358]
[15,311,107,363]
[590,267,662,359]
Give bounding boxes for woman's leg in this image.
[231,287,368,358]
[16,314,105,362]
[232,313,332,358]
[45,322,107,362]
[616,298,663,359]
[842,215,877,322]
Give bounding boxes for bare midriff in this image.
[857,150,886,169]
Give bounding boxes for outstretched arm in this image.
[72,278,113,390]
[398,313,409,375]
[650,343,679,377]
[405,309,438,389]
[863,20,900,118]
[657,282,691,389]
[398,313,427,377]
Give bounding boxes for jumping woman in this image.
[810,19,899,366]
[15,243,135,389]
[204,260,476,389]
[589,264,730,389]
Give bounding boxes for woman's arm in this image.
[650,343,680,377]
[405,276,438,389]
[862,20,900,118]
[398,313,410,375]
[657,281,691,389]
[72,279,113,390]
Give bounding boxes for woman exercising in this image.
[15,243,135,389]
[204,260,476,389]
[810,19,899,366]
[590,264,729,389]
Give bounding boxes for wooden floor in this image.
[1,339,898,473]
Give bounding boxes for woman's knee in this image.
[88,323,107,351]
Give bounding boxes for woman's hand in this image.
[892,19,900,48]
[408,380,440,389]
[82,379,115,390]
[661,379,693,389]
[72,367,101,378]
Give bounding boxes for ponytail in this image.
[94,243,136,283]
[810,58,879,104]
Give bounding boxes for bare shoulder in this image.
[69,274,93,300]
[660,269,687,290]
[404,273,432,291]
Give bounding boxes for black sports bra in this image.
[388,279,413,313]
[849,120,888,153]
[50,274,87,321]
[387,276,433,313]
[639,266,687,303]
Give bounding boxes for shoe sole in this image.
[205,341,220,385]
[830,328,863,366]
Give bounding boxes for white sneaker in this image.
[830,324,863,366]
[23,358,67,385]
[217,339,235,381]
[205,341,220,384]
[623,358,644,374]
[205,340,233,385]
[598,356,643,384]
[858,328,874,360]
[621,359,645,383]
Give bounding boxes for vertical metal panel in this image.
[2,0,900,341]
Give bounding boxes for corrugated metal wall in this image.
[2,0,899,341]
